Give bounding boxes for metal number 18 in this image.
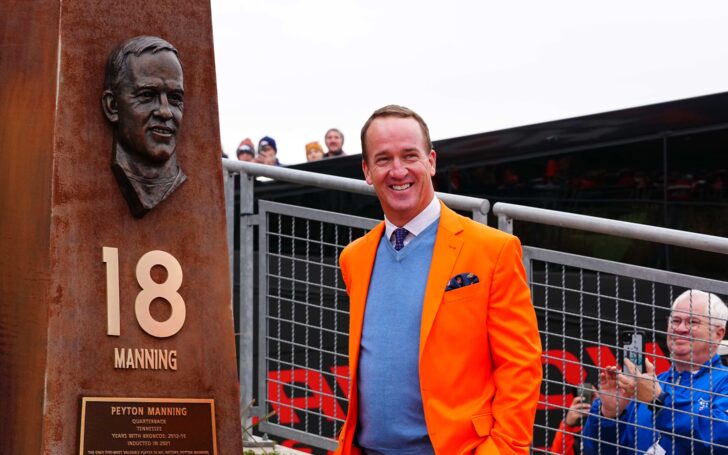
[102,247,186,338]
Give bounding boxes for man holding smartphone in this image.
[583,290,728,454]
[550,384,596,455]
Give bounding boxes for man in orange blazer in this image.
[334,105,542,455]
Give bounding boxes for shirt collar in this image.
[668,354,722,381]
[384,196,440,241]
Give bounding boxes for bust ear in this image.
[102,90,119,123]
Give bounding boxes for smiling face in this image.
[667,294,726,367]
[110,50,184,164]
[362,116,436,226]
[325,130,343,153]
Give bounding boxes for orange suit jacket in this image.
[334,202,542,455]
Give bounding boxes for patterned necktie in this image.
[392,227,409,251]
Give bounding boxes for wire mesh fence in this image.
[528,247,728,454]
[241,203,728,454]
[255,201,376,450]
[245,201,728,454]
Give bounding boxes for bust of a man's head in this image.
[102,36,187,218]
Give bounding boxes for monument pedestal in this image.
[0,1,242,454]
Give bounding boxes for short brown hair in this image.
[360,105,432,161]
[104,36,180,93]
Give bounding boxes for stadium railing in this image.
[223,158,728,454]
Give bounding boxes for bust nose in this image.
[155,94,173,119]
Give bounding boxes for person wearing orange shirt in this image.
[550,386,596,455]
[334,105,542,455]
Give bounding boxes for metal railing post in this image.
[224,170,235,281]
[238,171,257,426]
[498,214,513,234]
[471,206,488,226]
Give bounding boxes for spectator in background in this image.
[583,289,728,455]
[324,128,346,158]
[305,141,324,161]
[236,138,255,162]
[257,136,280,166]
[551,384,597,455]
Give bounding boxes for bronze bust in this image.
[102,36,186,218]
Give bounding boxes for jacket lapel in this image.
[348,222,385,375]
[419,203,463,358]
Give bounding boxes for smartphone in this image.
[577,382,595,404]
[620,331,645,373]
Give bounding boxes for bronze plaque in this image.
[79,397,217,455]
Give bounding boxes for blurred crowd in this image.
[231,128,347,166]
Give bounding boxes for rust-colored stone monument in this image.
[0,1,242,454]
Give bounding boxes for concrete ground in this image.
[243,445,310,454]
[242,435,311,455]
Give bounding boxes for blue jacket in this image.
[583,355,728,454]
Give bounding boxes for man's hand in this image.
[619,358,662,404]
[598,366,632,418]
[564,396,593,426]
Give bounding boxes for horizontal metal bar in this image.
[265,336,347,356]
[260,199,378,230]
[494,202,728,254]
[265,235,358,253]
[224,159,490,216]
[265,293,350,316]
[265,315,349,337]
[265,357,348,379]
[264,252,341,270]
[525,246,728,294]
[242,213,262,226]
[267,380,343,401]
[257,422,339,451]
[265,273,347,295]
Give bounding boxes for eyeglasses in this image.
[668,317,708,330]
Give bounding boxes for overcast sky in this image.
[211,1,728,165]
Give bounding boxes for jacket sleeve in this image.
[549,420,578,455]
[482,236,543,454]
[582,399,620,455]
[582,398,650,455]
